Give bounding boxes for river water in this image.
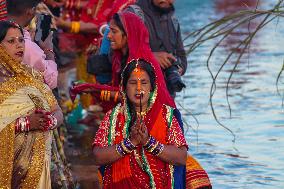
[175,0,284,188]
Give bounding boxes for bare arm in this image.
[56,17,99,34]
[139,117,187,166]
[93,145,122,166]
[51,104,63,127]
[156,146,187,166]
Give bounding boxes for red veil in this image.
[70,12,175,119]
[112,12,176,130]
[114,11,175,107]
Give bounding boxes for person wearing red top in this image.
[93,58,188,189]
[56,0,136,108]
[92,11,211,189]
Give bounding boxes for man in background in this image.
[128,0,187,97]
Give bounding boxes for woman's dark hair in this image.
[112,13,126,35]
[0,21,24,42]
[122,59,156,92]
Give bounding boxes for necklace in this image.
[136,109,147,117]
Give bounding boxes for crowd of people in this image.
[0,0,212,188]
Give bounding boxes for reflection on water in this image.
[175,0,284,188]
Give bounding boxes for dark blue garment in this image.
[173,108,186,189]
[99,26,111,55]
[95,26,112,84]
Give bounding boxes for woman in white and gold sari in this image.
[0,20,63,189]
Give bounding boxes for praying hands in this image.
[129,117,150,146]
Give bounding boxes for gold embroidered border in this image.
[0,122,15,188]
[20,132,46,189]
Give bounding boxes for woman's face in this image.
[107,19,127,51]
[1,28,25,62]
[126,68,152,109]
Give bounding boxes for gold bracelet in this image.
[70,21,75,33]
[114,92,119,102]
[107,91,111,101]
[100,90,104,101]
[74,22,80,33]
[103,90,107,101]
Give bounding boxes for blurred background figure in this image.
[0,0,7,21]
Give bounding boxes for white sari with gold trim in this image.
[0,47,57,189]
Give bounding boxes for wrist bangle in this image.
[143,135,156,150]
[114,92,119,102]
[15,117,30,132]
[152,143,164,156]
[100,90,105,101]
[116,143,126,157]
[107,91,111,101]
[25,116,31,132]
[99,24,108,36]
[71,21,80,33]
[124,138,137,151]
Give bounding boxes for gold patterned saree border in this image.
[0,122,15,188]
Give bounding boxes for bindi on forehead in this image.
[133,67,143,79]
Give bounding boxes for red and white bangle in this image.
[49,114,58,130]
[42,114,57,131]
[15,117,30,132]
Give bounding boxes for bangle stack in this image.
[15,117,30,132]
[113,92,119,102]
[66,0,75,9]
[100,90,111,101]
[71,21,80,33]
[43,114,58,131]
[116,138,137,157]
[143,136,164,156]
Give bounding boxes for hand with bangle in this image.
[100,90,120,102]
[126,117,164,156]
[115,138,137,157]
[26,109,58,132]
[143,135,164,156]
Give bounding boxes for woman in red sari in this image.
[57,0,135,108]
[71,12,163,110]
[90,12,212,189]
[93,58,188,189]
[70,11,154,112]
